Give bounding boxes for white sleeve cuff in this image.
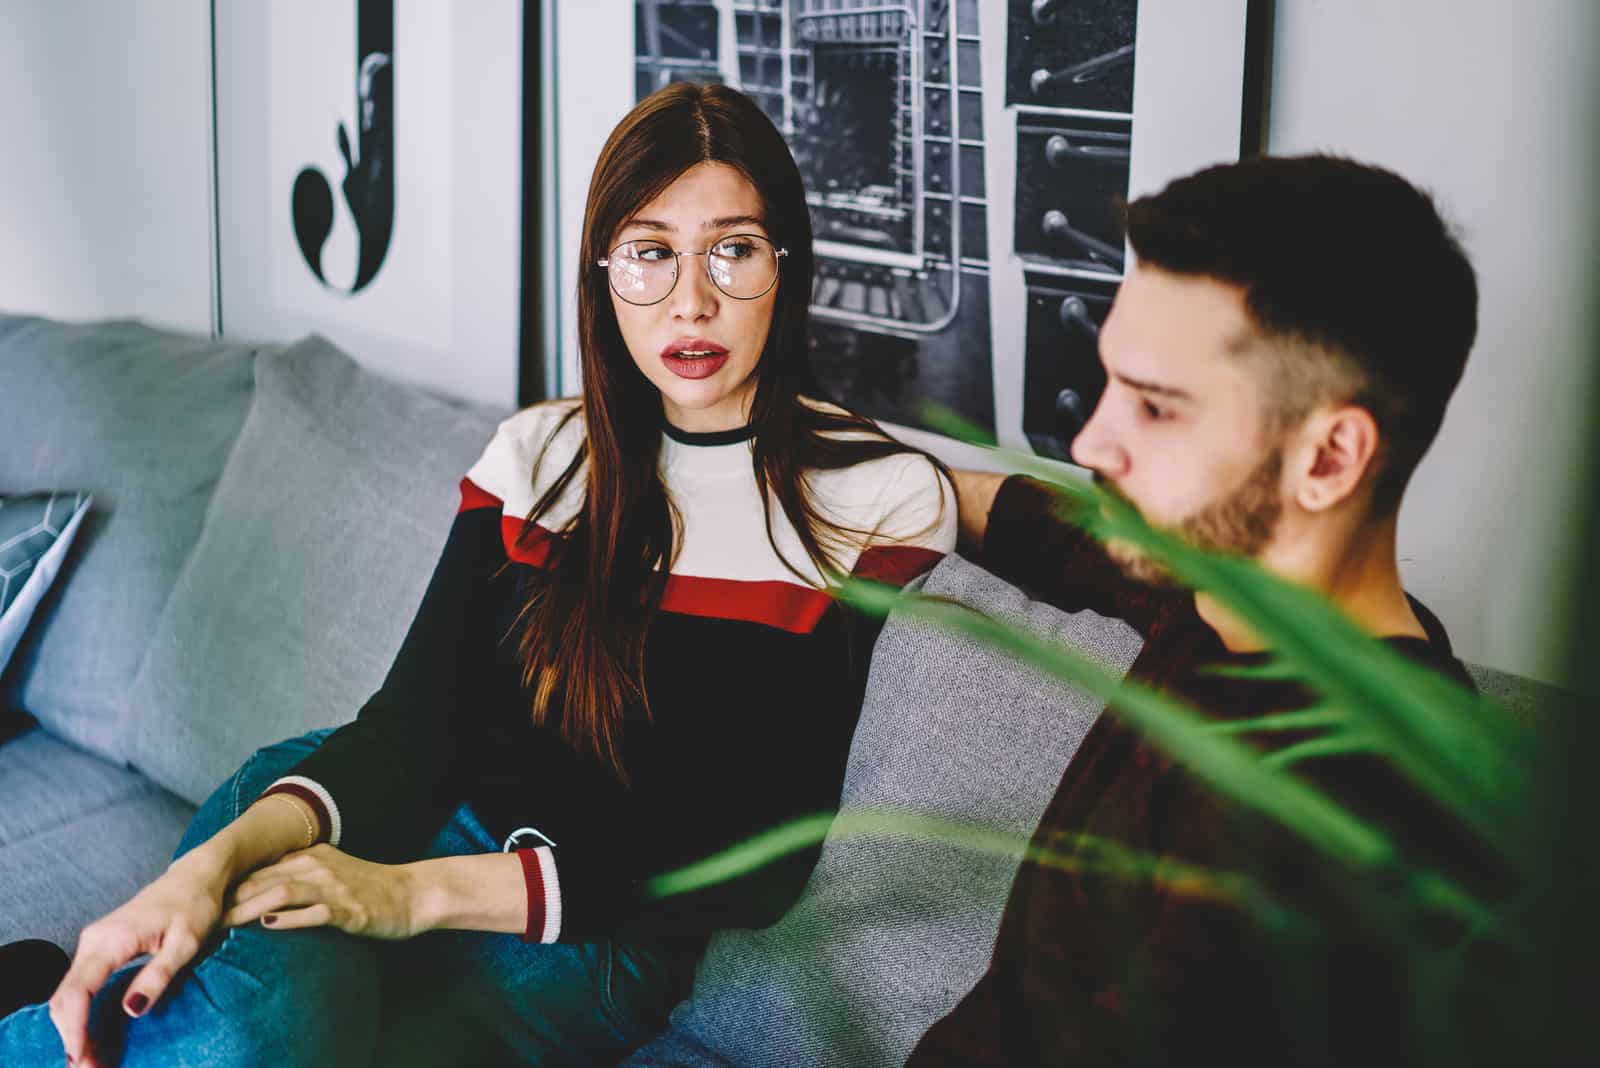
[534,846,562,943]
[265,775,343,846]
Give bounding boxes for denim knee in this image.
[0,923,386,1068]
[117,924,385,1067]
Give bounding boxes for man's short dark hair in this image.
[1125,154,1478,515]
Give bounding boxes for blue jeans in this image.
[0,729,697,1066]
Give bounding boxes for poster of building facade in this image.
[547,0,1257,457]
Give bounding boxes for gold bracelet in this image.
[265,793,317,850]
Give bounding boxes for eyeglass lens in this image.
[608,235,780,305]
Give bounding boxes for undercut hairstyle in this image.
[1125,154,1478,515]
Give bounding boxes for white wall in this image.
[0,1,522,410]
[1266,0,1598,684]
[214,0,524,409]
[0,0,215,334]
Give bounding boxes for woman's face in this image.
[607,161,779,433]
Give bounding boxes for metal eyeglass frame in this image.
[597,233,789,306]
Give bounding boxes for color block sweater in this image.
[261,400,955,943]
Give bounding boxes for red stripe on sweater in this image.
[516,849,546,943]
[458,477,501,513]
[851,545,944,587]
[477,497,935,633]
[660,574,834,634]
[503,516,558,567]
[496,518,830,632]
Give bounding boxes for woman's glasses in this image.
[599,234,788,306]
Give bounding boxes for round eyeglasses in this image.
[598,234,788,306]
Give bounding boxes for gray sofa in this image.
[0,313,1558,1066]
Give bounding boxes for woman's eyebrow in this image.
[614,212,764,239]
[707,214,765,230]
[616,214,764,234]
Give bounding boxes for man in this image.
[908,155,1498,1065]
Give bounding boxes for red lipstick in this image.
[661,338,730,380]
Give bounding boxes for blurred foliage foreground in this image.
[642,416,1548,1062]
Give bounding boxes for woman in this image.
[0,83,953,1066]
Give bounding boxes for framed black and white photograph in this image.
[542,0,1264,459]
[214,0,526,408]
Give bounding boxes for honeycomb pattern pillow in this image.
[0,492,92,673]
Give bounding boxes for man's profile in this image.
[909,154,1497,1066]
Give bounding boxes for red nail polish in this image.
[127,991,149,1015]
[261,914,277,926]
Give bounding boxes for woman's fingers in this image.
[39,857,228,1064]
[222,883,285,928]
[223,875,316,928]
[120,923,203,1020]
[259,903,334,931]
[226,851,318,909]
[47,932,127,1065]
[225,847,409,939]
[46,980,93,1065]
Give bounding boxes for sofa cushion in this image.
[120,334,508,806]
[1464,661,1569,727]
[0,728,195,949]
[0,491,92,672]
[0,314,258,761]
[624,553,1143,1067]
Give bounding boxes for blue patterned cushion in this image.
[0,492,92,672]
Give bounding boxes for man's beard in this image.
[1102,448,1285,586]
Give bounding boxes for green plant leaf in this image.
[911,404,1535,866]
[1205,708,1347,734]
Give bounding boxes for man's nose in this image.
[669,254,718,321]
[1069,399,1128,479]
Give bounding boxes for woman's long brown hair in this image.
[512,83,949,782]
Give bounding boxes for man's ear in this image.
[1292,405,1380,513]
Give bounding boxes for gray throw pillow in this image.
[120,334,508,805]
[0,492,92,672]
[0,314,257,761]
[624,553,1143,1067]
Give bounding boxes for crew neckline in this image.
[661,421,757,447]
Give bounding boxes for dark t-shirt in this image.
[909,476,1497,1066]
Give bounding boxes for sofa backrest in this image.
[625,554,1144,1067]
[0,314,257,761]
[118,333,509,805]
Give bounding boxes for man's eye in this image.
[1140,399,1170,422]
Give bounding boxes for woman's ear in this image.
[1293,405,1381,513]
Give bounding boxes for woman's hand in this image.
[44,792,321,1064]
[48,851,230,1068]
[221,844,424,940]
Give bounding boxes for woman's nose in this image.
[669,254,719,321]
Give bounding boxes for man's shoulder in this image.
[980,474,1182,633]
